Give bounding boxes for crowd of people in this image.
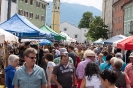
[2,41,133,88]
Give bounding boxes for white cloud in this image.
[45,0,102,10]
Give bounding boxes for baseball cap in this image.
[60,48,68,54]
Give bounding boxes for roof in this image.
[60,22,80,30]
[0,14,52,39]
[122,0,133,8]
[40,25,66,40]
[113,0,121,6]
[40,0,48,5]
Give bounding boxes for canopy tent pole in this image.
[4,41,9,68]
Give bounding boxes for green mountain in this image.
[46,2,102,27]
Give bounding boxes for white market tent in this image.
[93,38,104,44]
[60,32,76,43]
[0,34,5,43]
[0,28,18,43]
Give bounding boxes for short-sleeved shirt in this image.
[68,52,77,65]
[76,59,91,79]
[46,62,55,84]
[100,62,110,71]
[53,57,73,65]
[52,63,75,88]
[124,63,133,86]
[12,64,47,88]
[75,51,84,60]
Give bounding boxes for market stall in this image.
[0,14,53,39]
[104,35,126,44]
[117,36,133,50]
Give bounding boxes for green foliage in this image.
[86,16,108,41]
[78,11,93,28]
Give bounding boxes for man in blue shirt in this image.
[12,48,47,88]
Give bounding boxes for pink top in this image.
[124,63,133,86]
[76,59,91,79]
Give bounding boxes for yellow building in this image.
[51,0,60,33]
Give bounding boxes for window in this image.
[29,12,33,19]
[128,8,130,17]
[84,33,86,37]
[25,0,28,3]
[128,24,130,33]
[42,4,45,9]
[125,9,127,18]
[18,9,23,15]
[116,18,117,23]
[12,0,17,3]
[132,6,133,16]
[30,0,33,5]
[75,34,78,38]
[121,16,122,23]
[36,1,40,7]
[41,15,45,21]
[118,6,119,11]
[118,17,120,23]
[24,11,28,17]
[124,24,126,34]
[35,14,39,20]
[64,28,67,31]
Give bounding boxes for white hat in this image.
[129,53,133,58]
[84,50,96,58]
[60,48,68,54]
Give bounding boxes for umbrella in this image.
[117,36,133,50]
[39,39,52,46]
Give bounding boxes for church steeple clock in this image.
[51,0,60,33]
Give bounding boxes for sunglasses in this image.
[27,56,36,59]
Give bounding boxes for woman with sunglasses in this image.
[80,62,101,88]
[45,53,56,88]
[100,69,118,88]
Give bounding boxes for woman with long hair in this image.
[100,69,118,88]
[80,62,101,88]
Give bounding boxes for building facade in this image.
[124,1,133,36]
[1,0,17,23]
[102,0,113,37]
[60,22,88,43]
[18,0,48,28]
[51,0,60,33]
[112,0,124,36]
[1,0,48,28]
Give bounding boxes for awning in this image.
[117,36,133,50]
[40,25,66,40]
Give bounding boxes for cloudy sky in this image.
[45,0,103,11]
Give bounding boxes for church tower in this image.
[51,0,60,33]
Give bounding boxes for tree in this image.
[86,16,108,41]
[78,11,93,28]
